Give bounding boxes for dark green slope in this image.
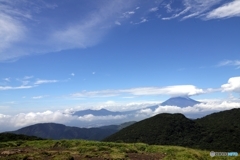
[104,108,240,151]
[104,113,203,147]
[195,108,240,150]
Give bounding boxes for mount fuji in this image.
[160,96,201,108]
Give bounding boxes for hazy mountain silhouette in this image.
[73,108,124,116]
[160,96,201,107]
[10,122,135,140]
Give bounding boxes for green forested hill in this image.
[104,108,240,151]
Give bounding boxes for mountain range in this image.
[104,108,240,151]
[73,96,201,117]
[9,121,135,141]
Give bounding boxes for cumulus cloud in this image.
[206,0,240,19]
[221,77,240,93]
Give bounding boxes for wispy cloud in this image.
[32,95,48,99]
[115,21,121,25]
[206,0,240,19]
[0,1,136,62]
[133,18,148,24]
[217,60,240,69]
[162,7,191,20]
[71,85,214,98]
[71,90,120,98]
[149,7,158,12]
[160,0,232,20]
[0,85,34,90]
[23,76,34,80]
[34,79,58,85]
[1,1,238,62]
[122,85,206,96]
[3,78,10,82]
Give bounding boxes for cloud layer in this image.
[0,99,239,132]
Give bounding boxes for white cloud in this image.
[217,60,240,69]
[71,90,120,98]
[115,21,121,25]
[122,85,205,96]
[32,95,48,99]
[71,85,211,98]
[128,11,135,15]
[133,17,148,24]
[161,0,224,20]
[164,3,173,13]
[34,79,58,85]
[136,100,240,119]
[122,11,136,18]
[24,76,34,80]
[71,73,75,76]
[221,77,240,93]
[0,110,128,132]
[183,0,222,18]
[78,114,126,122]
[0,85,34,90]
[162,7,191,20]
[149,7,158,12]
[206,0,240,19]
[3,78,10,82]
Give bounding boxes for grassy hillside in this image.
[1,139,236,160]
[104,108,240,151]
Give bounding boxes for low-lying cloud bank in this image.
[0,100,239,132]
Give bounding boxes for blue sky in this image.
[0,0,240,131]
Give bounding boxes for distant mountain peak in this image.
[161,96,201,108]
[73,108,122,116]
